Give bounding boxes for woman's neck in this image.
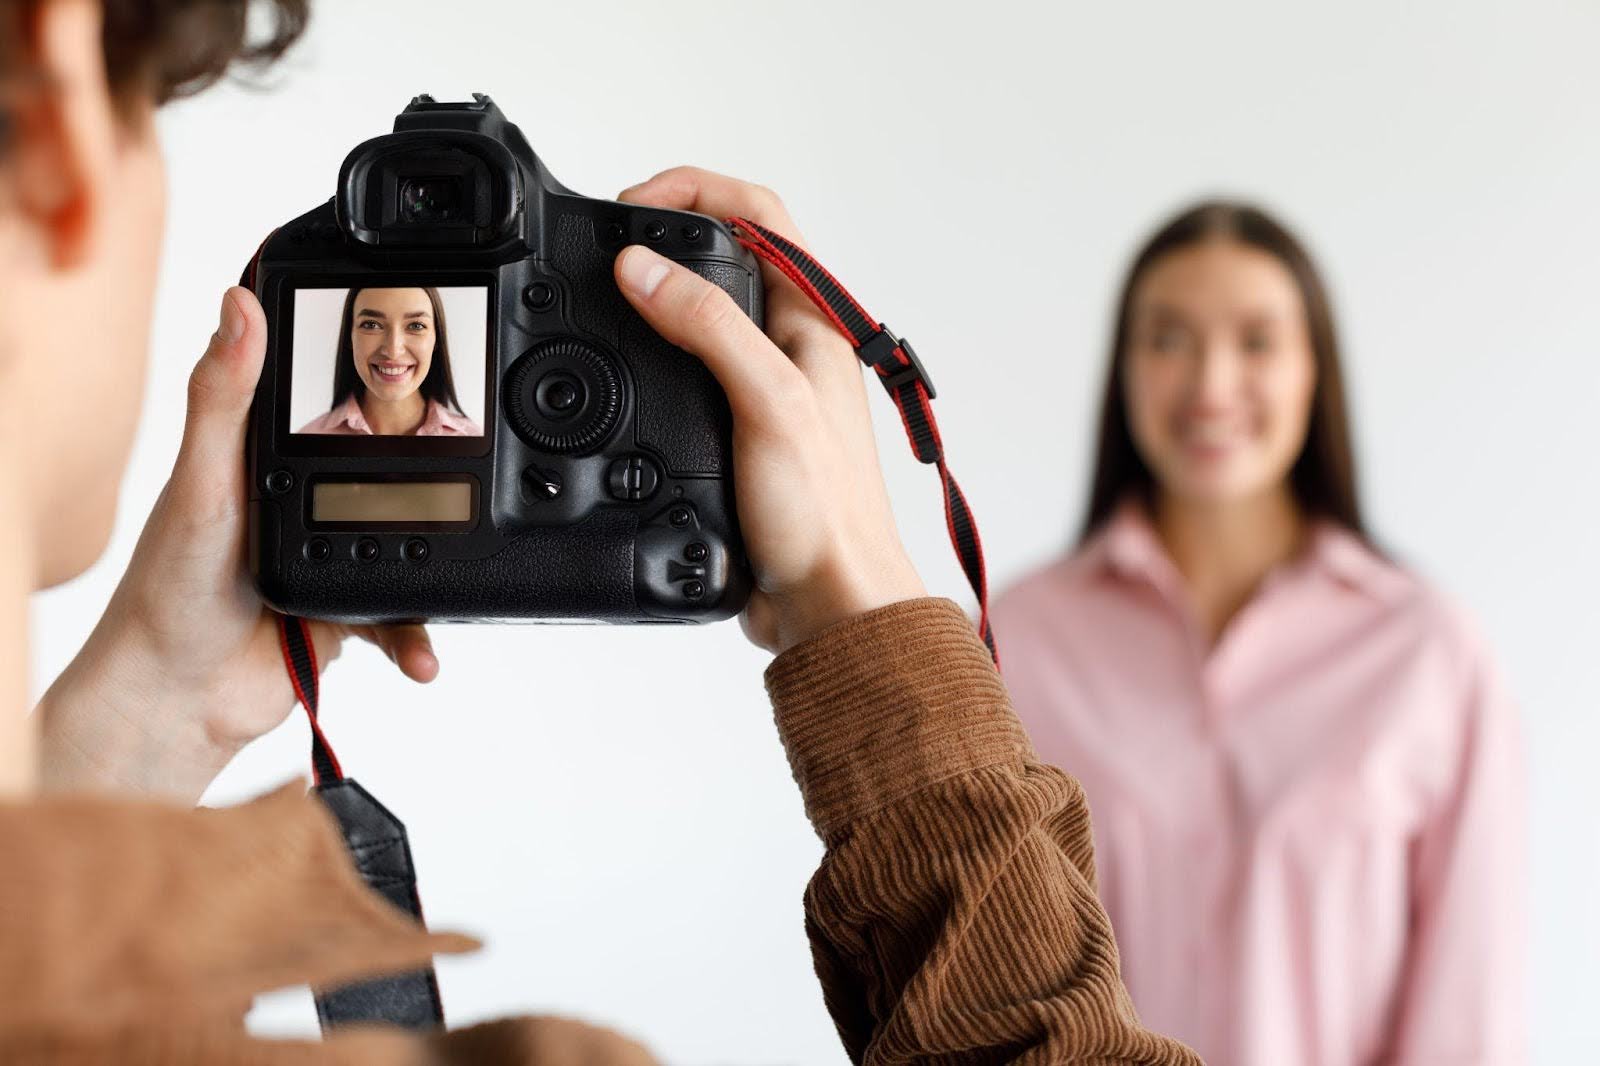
[359,392,427,436]
[1152,486,1307,646]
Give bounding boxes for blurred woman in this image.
[299,286,481,435]
[992,202,1526,1066]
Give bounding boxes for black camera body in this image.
[247,95,758,624]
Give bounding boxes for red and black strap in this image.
[269,216,995,1033]
[726,216,996,662]
[277,615,343,785]
[277,614,444,1033]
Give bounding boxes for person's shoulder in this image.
[1318,526,1499,686]
[300,395,365,434]
[297,408,342,434]
[992,548,1108,630]
[426,403,482,436]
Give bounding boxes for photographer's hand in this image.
[37,288,438,802]
[616,168,926,653]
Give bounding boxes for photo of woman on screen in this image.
[298,286,483,436]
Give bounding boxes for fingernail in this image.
[217,289,245,344]
[617,245,671,298]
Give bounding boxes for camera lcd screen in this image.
[311,481,474,524]
[289,286,488,438]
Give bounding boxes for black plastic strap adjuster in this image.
[857,325,937,399]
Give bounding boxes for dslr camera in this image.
[247,95,758,623]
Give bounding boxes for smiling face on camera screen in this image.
[350,287,437,402]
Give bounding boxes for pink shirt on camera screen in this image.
[297,395,482,436]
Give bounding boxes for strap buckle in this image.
[857,325,937,400]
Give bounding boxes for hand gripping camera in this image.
[247,95,758,623]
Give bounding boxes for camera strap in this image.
[725,217,997,661]
[246,238,444,1035]
[266,217,996,1035]
[277,614,447,1033]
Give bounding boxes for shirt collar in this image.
[1081,497,1405,603]
[1080,499,1171,582]
[1302,521,1409,601]
[328,394,371,433]
[329,396,478,436]
[418,401,478,436]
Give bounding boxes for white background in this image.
[288,286,488,433]
[28,2,1600,1063]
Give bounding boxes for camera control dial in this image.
[504,338,622,454]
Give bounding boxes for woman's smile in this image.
[370,360,416,384]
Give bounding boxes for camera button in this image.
[305,538,332,563]
[681,223,702,242]
[521,466,563,502]
[644,220,667,242]
[403,538,429,563]
[266,469,294,495]
[522,281,557,312]
[354,538,380,564]
[607,456,660,501]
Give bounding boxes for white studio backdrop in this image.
[29,2,1600,1062]
[288,286,490,433]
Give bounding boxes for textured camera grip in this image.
[554,214,757,476]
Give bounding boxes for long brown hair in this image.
[332,287,465,414]
[1081,200,1366,542]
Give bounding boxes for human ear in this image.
[6,0,116,270]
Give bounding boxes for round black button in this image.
[683,580,706,600]
[354,538,380,563]
[606,221,626,242]
[404,538,429,563]
[644,220,667,241]
[306,538,331,563]
[266,469,294,495]
[668,505,692,528]
[535,371,585,420]
[681,223,702,242]
[523,281,557,312]
[684,541,709,563]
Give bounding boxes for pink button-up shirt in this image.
[992,504,1526,1066]
[298,395,482,436]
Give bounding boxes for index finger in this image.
[618,166,809,249]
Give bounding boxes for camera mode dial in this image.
[504,338,623,454]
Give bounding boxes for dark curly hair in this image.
[0,0,308,148]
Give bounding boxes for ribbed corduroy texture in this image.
[0,597,1197,1065]
[769,598,1199,1064]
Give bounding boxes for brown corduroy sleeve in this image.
[766,598,1201,1065]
